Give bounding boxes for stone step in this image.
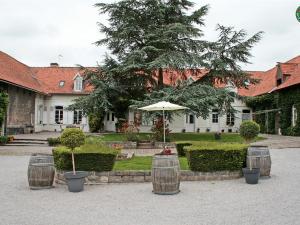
[5,143,48,147]
[10,140,47,145]
[14,138,47,142]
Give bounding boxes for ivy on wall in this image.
[277,87,300,136]
[0,91,9,128]
[245,94,277,134]
[245,87,300,136]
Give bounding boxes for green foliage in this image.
[176,142,192,156]
[0,91,9,129]
[113,156,189,171]
[98,132,262,142]
[0,136,8,145]
[70,0,262,121]
[240,121,260,141]
[151,117,170,142]
[185,142,248,171]
[53,144,118,171]
[60,128,85,151]
[88,113,103,133]
[47,137,61,146]
[246,94,277,134]
[277,87,300,136]
[123,122,140,142]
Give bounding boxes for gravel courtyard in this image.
[1,149,300,225]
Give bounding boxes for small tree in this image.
[60,128,85,175]
[240,121,260,142]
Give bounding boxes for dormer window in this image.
[59,81,65,87]
[74,74,83,92]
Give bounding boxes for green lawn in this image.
[114,156,189,170]
[98,132,263,143]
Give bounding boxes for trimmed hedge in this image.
[53,144,118,171]
[176,142,192,156]
[47,137,61,146]
[185,142,248,172]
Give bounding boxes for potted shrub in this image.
[239,120,260,143]
[60,128,87,192]
[240,121,260,184]
[242,159,260,184]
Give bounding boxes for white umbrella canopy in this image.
[138,101,188,111]
[138,101,188,144]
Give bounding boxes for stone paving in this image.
[254,134,300,148]
[1,148,300,225]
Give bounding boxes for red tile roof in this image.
[238,55,300,96]
[31,67,93,94]
[1,51,300,97]
[0,51,44,93]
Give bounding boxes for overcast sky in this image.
[0,0,299,71]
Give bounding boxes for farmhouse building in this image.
[0,51,299,135]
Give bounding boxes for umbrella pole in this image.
[163,108,165,144]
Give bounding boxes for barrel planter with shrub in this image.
[184,142,248,172]
[152,153,180,195]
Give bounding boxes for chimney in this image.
[50,62,59,67]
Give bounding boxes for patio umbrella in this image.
[138,101,188,143]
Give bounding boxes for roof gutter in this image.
[0,79,47,95]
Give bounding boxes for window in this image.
[74,76,83,91]
[73,110,83,124]
[111,113,115,122]
[292,105,298,127]
[55,106,63,124]
[226,113,235,126]
[59,81,65,87]
[242,109,251,121]
[212,109,218,123]
[189,114,194,124]
[107,113,110,121]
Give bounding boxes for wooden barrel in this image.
[247,145,271,176]
[151,154,180,195]
[27,163,55,190]
[29,154,54,165]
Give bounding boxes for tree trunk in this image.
[158,68,164,89]
[71,152,76,175]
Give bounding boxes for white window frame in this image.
[73,110,83,124]
[292,105,298,127]
[226,113,235,126]
[212,110,219,123]
[55,106,63,124]
[74,76,83,91]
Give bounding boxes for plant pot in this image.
[242,168,260,184]
[64,171,88,192]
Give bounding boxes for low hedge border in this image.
[185,142,248,172]
[53,145,118,172]
[176,142,193,156]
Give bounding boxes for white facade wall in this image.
[118,98,252,133]
[34,94,89,132]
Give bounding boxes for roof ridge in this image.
[285,55,300,63]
